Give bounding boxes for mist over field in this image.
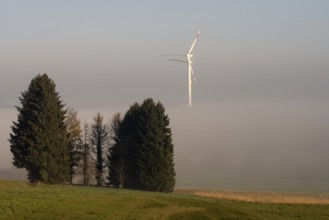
[2,100,329,192]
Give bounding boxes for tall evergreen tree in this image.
[91,113,109,186]
[10,74,69,184]
[108,113,124,187]
[136,99,175,192]
[116,103,141,189]
[111,99,175,192]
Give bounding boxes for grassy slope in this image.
[0,180,329,220]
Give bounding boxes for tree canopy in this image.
[109,98,175,192]
[10,74,69,184]
[136,99,175,192]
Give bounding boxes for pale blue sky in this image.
[1,1,329,191]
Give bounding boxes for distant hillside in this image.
[0,168,27,180]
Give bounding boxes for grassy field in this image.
[1,180,329,220]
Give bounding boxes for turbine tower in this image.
[167,28,201,107]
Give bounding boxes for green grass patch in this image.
[0,180,329,219]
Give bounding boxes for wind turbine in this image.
[166,28,201,107]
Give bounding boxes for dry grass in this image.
[175,189,329,204]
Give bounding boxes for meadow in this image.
[1,180,329,220]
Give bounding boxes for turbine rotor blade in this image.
[162,54,185,57]
[187,28,201,54]
[190,65,197,82]
[188,64,192,107]
[168,59,187,63]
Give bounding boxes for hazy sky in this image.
[1,1,329,191]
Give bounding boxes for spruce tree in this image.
[108,113,125,187]
[136,99,175,192]
[91,112,109,186]
[115,103,141,189]
[111,99,175,192]
[10,74,69,184]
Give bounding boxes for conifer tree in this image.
[91,113,109,186]
[10,74,69,184]
[108,113,125,187]
[111,99,175,192]
[136,99,175,192]
[115,103,141,189]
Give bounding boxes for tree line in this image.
[10,74,175,192]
